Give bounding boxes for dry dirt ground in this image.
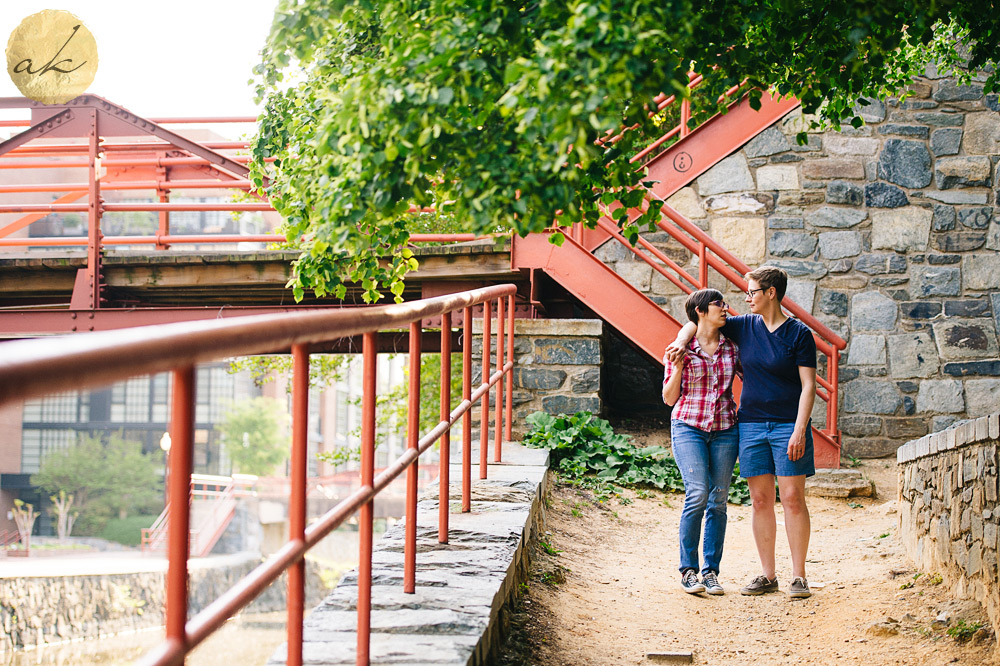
[498,431,997,666]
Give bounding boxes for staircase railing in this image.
[0,283,517,666]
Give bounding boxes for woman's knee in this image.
[779,486,808,514]
[684,484,710,510]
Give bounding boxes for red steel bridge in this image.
[0,80,845,665]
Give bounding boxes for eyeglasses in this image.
[709,299,729,310]
[746,287,765,298]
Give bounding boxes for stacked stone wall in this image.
[898,412,1000,635]
[472,319,603,436]
[601,71,1000,456]
[0,556,328,652]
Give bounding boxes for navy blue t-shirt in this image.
[721,314,817,423]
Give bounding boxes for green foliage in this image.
[539,538,562,556]
[216,397,290,476]
[252,0,998,300]
[228,354,351,390]
[31,433,161,535]
[317,352,462,468]
[946,619,983,641]
[99,514,160,547]
[522,411,750,505]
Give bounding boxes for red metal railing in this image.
[0,283,518,666]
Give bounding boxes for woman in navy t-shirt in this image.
[666,266,817,599]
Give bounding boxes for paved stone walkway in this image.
[268,441,549,666]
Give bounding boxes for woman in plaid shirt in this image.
[662,288,740,595]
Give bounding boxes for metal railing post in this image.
[404,322,421,593]
[288,343,309,666]
[357,332,377,666]
[480,300,492,479]
[166,366,195,662]
[828,347,840,440]
[505,294,514,442]
[494,297,504,463]
[462,307,472,513]
[439,313,451,543]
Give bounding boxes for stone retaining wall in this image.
[0,555,328,653]
[604,70,1000,457]
[472,319,603,435]
[898,411,1000,634]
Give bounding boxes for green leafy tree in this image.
[31,433,161,535]
[250,1,997,302]
[216,397,290,476]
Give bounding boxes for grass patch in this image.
[99,515,159,547]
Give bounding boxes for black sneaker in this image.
[680,569,706,594]
[702,571,724,595]
[740,574,779,596]
[788,577,812,598]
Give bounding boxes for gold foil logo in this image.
[6,9,98,105]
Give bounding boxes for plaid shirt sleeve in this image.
[668,337,739,432]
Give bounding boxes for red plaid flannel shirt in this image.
[663,334,739,432]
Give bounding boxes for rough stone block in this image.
[989,413,999,440]
[855,253,907,275]
[696,153,754,196]
[932,204,957,231]
[935,157,993,189]
[826,180,864,205]
[767,215,804,229]
[847,334,886,365]
[944,299,991,317]
[818,231,862,260]
[851,291,898,331]
[879,124,930,138]
[708,217,766,264]
[756,165,800,190]
[513,368,567,390]
[871,207,932,251]
[864,182,909,208]
[924,189,990,204]
[962,113,1000,155]
[934,81,984,102]
[841,414,883,436]
[878,139,932,188]
[665,187,706,219]
[824,135,880,155]
[704,192,772,215]
[533,339,601,365]
[888,331,939,378]
[809,206,867,229]
[964,253,1000,291]
[965,380,1000,418]
[843,379,902,415]
[767,259,829,280]
[912,265,961,298]
[802,159,865,180]
[784,279,815,314]
[931,128,963,156]
[932,232,987,252]
[919,382,966,420]
[744,127,791,158]
[541,395,600,414]
[769,231,817,258]
[856,98,887,122]
[958,207,994,229]
[943,361,1000,377]
[615,261,653,292]
[819,291,848,317]
[916,112,965,127]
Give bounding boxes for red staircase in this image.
[142,474,256,557]
[512,89,846,467]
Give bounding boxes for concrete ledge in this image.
[269,442,549,665]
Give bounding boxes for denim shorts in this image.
[738,421,815,478]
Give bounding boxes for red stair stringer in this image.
[512,232,683,363]
[511,232,841,468]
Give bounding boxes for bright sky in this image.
[0,1,278,119]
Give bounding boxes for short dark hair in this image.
[685,288,724,323]
[745,265,788,301]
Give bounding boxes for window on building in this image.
[21,429,77,473]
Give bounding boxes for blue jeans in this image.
[670,420,739,575]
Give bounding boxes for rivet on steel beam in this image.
[71,326,77,332]
[70,313,77,319]
[88,313,95,319]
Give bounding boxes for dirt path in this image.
[500,456,997,666]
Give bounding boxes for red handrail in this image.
[0,283,518,666]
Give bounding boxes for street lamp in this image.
[160,432,172,507]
